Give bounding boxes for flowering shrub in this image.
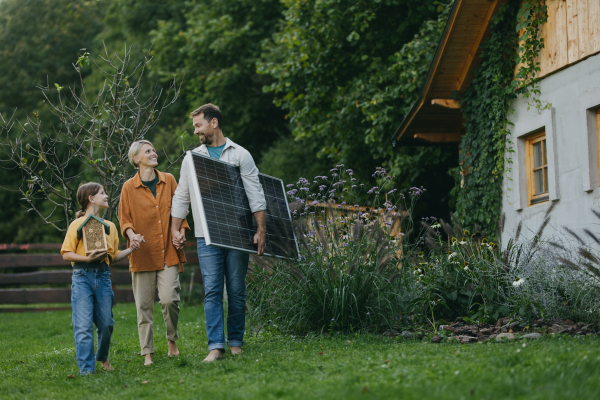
[247,165,415,333]
[247,166,600,334]
[396,226,509,330]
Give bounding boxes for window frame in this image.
[526,130,549,206]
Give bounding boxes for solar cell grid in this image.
[189,151,298,258]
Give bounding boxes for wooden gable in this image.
[393,0,600,145]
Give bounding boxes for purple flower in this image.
[312,200,318,205]
[330,168,338,172]
[286,184,293,188]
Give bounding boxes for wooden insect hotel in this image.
[76,214,110,256]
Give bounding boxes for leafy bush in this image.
[247,165,600,333]
[247,166,410,333]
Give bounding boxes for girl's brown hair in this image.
[76,182,103,218]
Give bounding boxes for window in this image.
[526,131,549,206]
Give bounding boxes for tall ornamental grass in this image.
[247,166,411,333]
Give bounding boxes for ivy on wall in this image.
[453,0,548,240]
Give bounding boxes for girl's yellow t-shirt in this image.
[60,216,120,266]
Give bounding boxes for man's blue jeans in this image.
[197,239,249,351]
[71,266,115,375]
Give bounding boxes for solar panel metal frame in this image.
[187,150,299,259]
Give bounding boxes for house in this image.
[392,0,600,246]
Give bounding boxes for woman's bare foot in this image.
[168,340,179,357]
[202,349,224,362]
[100,360,114,370]
[230,346,243,355]
[144,354,154,366]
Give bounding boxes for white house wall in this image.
[502,52,600,247]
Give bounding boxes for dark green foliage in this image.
[452,2,520,238]
[258,0,458,209]
[0,0,107,120]
[0,0,107,243]
[453,1,549,239]
[141,0,290,162]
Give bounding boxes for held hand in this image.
[86,249,108,263]
[129,238,141,251]
[129,233,145,249]
[172,230,185,250]
[254,230,266,256]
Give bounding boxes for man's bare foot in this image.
[230,346,243,355]
[168,340,179,357]
[144,354,154,366]
[100,360,114,370]
[202,349,224,362]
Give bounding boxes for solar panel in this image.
[187,151,298,258]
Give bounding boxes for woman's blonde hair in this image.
[76,182,103,218]
[128,140,154,168]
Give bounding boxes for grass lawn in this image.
[1,303,600,399]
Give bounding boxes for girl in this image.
[61,182,138,375]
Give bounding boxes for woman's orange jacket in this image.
[118,170,190,273]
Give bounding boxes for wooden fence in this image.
[0,242,201,312]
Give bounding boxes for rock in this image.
[442,326,459,334]
[549,324,563,333]
[457,335,478,344]
[431,335,442,343]
[495,333,516,341]
[383,329,399,337]
[399,330,414,339]
[523,333,542,339]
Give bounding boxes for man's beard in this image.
[200,132,214,145]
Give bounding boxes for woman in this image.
[119,140,190,366]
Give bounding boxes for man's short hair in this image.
[190,103,222,129]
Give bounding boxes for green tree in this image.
[0,0,108,243]
[103,0,292,164]
[0,0,107,120]
[259,0,457,220]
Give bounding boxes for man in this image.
[170,103,266,362]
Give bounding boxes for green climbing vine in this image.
[453,0,549,240]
